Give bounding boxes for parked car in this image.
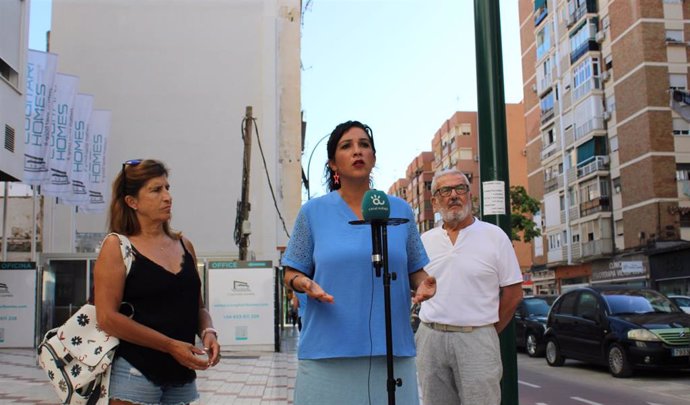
[515,295,558,357]
[667,295,690,314]
[544,285,690,378]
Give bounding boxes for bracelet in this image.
[289,273,304,292]
[201,327,218,340]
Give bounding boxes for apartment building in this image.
[388,105,533,272]
[519,0,690,294]
[0,0,29,182]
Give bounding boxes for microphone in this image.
[362,189,391,223]
[362,190,390,271]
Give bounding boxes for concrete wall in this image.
[45,0,302,264]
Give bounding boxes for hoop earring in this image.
[333,171,340,185]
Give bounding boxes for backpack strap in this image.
[104,232,133,276]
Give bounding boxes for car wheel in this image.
[545,338,565,366]
[607,343,633,378]
[526,332,544,357]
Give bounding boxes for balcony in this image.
[538,74,553,96]
[581,238,613,258]
[567,0,597,28]
[570,40,600,65]
[541,139,561,161]
[573,116,605,144]
[577,155,609,178]
[540,108,555,125]
[544,175,563,193]
[580,196,610,217]
[572,76,602,103]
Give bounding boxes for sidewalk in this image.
[0,326,299,405]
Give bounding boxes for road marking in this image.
[647,403,666,405]
[518,380,541,388]
[536,403,549,405]
[571,397,603,405]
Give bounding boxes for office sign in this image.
[0,269,37,348]
[208,261,274,350]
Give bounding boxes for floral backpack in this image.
[37,233,133,405]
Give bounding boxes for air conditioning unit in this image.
[603,111,611,121]
[473,155,479,162]
[532,83,538,93]
[601,71,610,82]
[595,31,605,43]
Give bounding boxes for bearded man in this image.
[415,168,523,405]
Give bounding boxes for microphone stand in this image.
[350,218,408,405]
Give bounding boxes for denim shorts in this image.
[109,356,199,405]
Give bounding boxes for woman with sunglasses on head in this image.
[281,121,437,405]
[94,159,219,405]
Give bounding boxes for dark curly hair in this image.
[324,120,376,191]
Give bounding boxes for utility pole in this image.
[473,1,518,404]
[237,106,253,261]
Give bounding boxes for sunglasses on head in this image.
[121,159,143,196]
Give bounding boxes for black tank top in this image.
[116,239,200,386]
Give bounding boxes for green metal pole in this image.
[473,1,518,405]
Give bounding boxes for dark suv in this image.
[544,285,690,377]
[515,295,558,357]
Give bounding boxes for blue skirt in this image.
[294,356,419,405]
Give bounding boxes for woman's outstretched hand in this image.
[413,275,437,304]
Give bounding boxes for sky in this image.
[28,0,524,199]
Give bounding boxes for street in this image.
[518,352,690,405]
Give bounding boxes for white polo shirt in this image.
[419,218,523,327]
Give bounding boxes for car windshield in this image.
[524,297,555,316]
[603,289,679,315]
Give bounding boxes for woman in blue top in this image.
[282,120,437,405]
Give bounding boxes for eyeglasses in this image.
[121,159,142,196]
[435,184,470,197]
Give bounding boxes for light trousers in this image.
[415,323,502,405]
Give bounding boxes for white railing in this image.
[577,155,609,178]
[581,238,613,257]
[574,116,605,142]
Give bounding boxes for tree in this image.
[510,185,541,243]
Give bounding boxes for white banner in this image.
[24,50,58,185]
[208,262,275,350]
[44,73,79,197]
[62,94,94,206]
[81,110,111,213]
[0,269,37,348]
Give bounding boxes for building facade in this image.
[519,0,690,294]
[0,0,29,182]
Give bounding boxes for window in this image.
[549,233,562,249]
[610,135,618,152]
[681,212,690,228]
[576,292,599,319]
[677,164,690,180]
[540,91,555,113]
[572,57,600,101]
[557,292,577,316]
[615,219,624,236]
[669,73,687,90]
[537,26,551,60]
[460,123,471,136]
[666,29,684,43]
[459,148,473,160]
[604,55,613,71]
[572,233,580,243]
[673,118,690,136]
